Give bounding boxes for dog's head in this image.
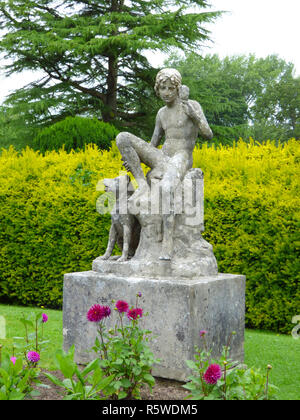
[103,174,134,195]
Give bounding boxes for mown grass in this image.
[0,303,299,400]
[244,329,300,400]
[0,304,62,370]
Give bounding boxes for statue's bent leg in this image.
[116,132,165,188]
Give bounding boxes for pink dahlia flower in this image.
[127,307,143,320]
[87,304,105,322]
[10,356,17,365]
[101,306,111,318]
[203,364,222,385]
[27,351,40,363]
[42,313,48,323]
[87,304,111,322]
[116,300,129,313]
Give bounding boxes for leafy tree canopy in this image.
[0,0,222,133]
[166,52,299,141]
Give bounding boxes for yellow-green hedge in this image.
[0,139,299,333]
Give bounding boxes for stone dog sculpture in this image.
[100,175,141,262]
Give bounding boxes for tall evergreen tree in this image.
[0,0,221,131]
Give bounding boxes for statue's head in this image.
[154,68,182,96]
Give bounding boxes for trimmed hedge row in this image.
[0,143,122,308]
[0,139,299,333]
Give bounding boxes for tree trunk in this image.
[103,55,118,123]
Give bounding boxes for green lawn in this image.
[0,303,299,400]
[0,304,63,370]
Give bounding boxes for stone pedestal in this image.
[63,271,245,382]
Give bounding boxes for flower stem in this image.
[22,312,29,345]
[224,332,233,361]
[35,317,38,352]
[98,323,108,360]
[119,312,124,338]
[223,361,228,400]
[264,365,272,400]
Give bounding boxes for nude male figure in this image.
[116,68,213,260]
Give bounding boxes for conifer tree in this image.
[0,0,221,130]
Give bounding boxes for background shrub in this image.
[0,139,299,333]
[33,116,119,153]
[0,143,122,308]
[195,139,300,334]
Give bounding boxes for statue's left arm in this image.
[182,100,213,140]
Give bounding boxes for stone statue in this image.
[116,68,213,260]
[93,68,218,278]
[65,72,245,384]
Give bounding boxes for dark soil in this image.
[34,369,190,400]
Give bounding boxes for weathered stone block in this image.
[63,271,245,382]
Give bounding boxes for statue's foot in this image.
[117,255,128,262]
[159,253,171,261]
[99,254,110,260]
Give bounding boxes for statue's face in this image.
[158,79,178,104]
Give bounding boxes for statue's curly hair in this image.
[154,68,182,96]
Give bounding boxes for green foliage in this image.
[0,0,222,130]
[44,346,115,400]
[195,139,300,333]
[0,308,51,400]
[253,72,300,140]
[0,105,37,151]
[0,144,122,308]
[166,53,300,143]
[12,310,49,360]
[0,352,40,400]
[33,116,119,153]
[183,332,278,400]
[203,124,250,146]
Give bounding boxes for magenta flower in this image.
[87,304,105,322]
[203,364,222,385]
[101,306,111,318]
[10,356,17,365]
[86,304,111,322]
[42,313,48,323]
[127,307,143,320]
[27,351,40,363]
[116,300,129,313]
[199,330,207,337]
